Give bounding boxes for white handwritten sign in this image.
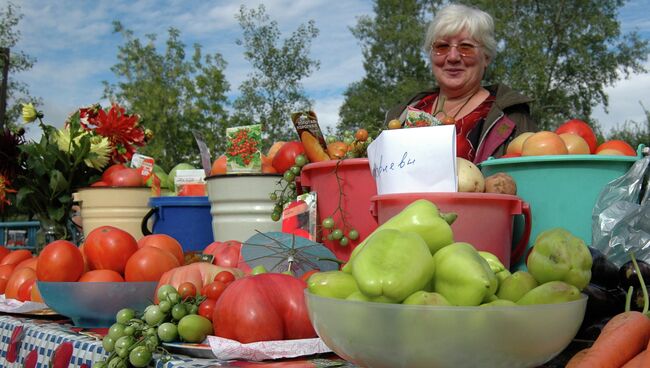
[367,125,457,195]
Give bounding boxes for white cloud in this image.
[592,59,650,134]
[313,95,346,132]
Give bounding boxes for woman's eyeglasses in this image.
[431,42,480,57]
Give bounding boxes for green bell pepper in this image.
[350,229,435,303]
[307,270,359,299]
[433,242,498,306]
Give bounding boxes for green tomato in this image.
[128,346,152,368]
[102,336,115,353]
[187,304,199,315]
[158,300,171,313]
[348,229,359,240]
[251,265,268,275]
[157,322,179,343]
[294,154,308,167]
[108,323,126,340]
[339,237,349,246]
[271,212,281,222]
[123,326,135,336]
[94,362,107,368]
[322,217,335,229]
[113,335,136,358]
[269,192,278,201]
[166,292,181,305]
[171,303,187,321]
[115,308,135,325]
[177,315,213,343]
[107,357,127,368]
[290,166,301,175]
[283,171,295,182]
[145,335,160,351]
[144,305,166,326]
[326,135,336,144]
[157,284,177,302]
[331,229,343,240]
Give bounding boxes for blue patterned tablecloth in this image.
[0,314,225,367]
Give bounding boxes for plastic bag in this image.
[592,154,650,266]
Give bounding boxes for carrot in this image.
[573,311,650,368]
[565,348,589,368]
[622,350,646,367]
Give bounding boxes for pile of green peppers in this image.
[308,200,593,307]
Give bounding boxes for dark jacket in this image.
[384,84,537,163]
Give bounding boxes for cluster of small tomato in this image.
[269,153,310,222]
[320,216,360,247]
[96,272,234,368]
[227,128,259,166]
[328,128,372,159]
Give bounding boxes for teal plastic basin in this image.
[480,153,640,270]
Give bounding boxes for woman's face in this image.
[430,30,489,96]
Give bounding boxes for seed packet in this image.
[174,169,206,196]
[291,111,330,163]
[404,106,442,128]
[281,192,317,241]
[131,153,160,196]
[226,124,262,173]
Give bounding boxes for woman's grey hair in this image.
[423,4,497,61]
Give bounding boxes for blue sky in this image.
[8,0,650,142]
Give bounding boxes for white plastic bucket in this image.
[74,187,152,241]
[206,174,282,242]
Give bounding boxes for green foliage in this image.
[103,22,230,170]
[232,5,320,146]
[338,0,440,135]
[606,103,650,150]
[15,114,102,240]
[472,0,649,130]
[0,1,40,129]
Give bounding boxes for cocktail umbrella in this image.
[241,231,340,277]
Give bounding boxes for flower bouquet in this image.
[0,103,148,243]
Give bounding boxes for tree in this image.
[232,5,320,144]
[338,0,441,137]
[0,2,39,129]
[473,0,649,130]
[607,102,649,150]
[103,22,230,170]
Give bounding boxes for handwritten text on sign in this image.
[367,125,457,195]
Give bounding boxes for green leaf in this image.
[49,170,68,194]
[15,187,34,207]
[47,205,65,222]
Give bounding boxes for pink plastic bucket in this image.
[370,193,531,267]
[299,159,378,261]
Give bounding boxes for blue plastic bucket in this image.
[142,196,213,252]
[480,153,640,270]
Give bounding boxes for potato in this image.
[457,157,485,192]
[485,172,517,195]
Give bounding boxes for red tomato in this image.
[84,226,139,274]
[596,140,637,156]
[36,240,84,282]
[198,298,217,321]
[138,234,185,265]
[78,270,125,282]
[271,141,305,174]
[203,241,251,273]
[212,273,316,343]
[5,267,36,300]
[124,246,180,282]
[101,164,127,183]
[0,278,8,294]
[0,250,33,266]
[214,271,236,285]
[0,264,16,281]
[17,279,35,302]
[90,181,109,187]
[555,119,598,154]
[177,281,197,300]
[14,257,37,272]
[30,283,43,302]
[0,246,10,263]
[108,167,144,187]
[204,281,227,300]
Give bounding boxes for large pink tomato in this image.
[212,273,316,343]
[203,240,251,273]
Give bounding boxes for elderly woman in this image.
[385,4,537,162]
